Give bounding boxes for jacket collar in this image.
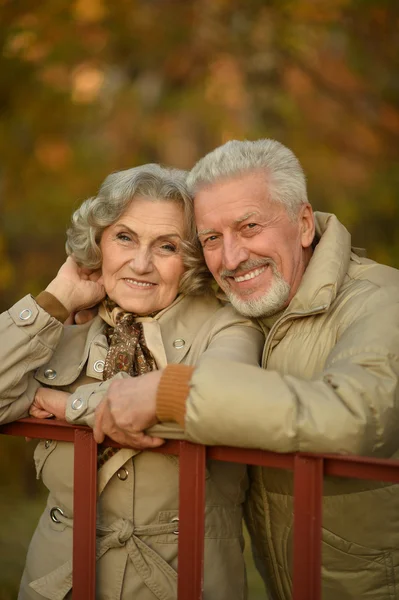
[261,212,352,328]
[288,212,351,312]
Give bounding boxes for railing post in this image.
[177,441,206,600]
[72,429,97,600]
[293,454,323,600]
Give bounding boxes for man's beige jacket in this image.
[181,213,399,600]
[0,293,263,600]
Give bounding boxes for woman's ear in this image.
[300,204,315,249]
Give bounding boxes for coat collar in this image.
[137,293,221,365]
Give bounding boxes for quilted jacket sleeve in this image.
[69,307,264,433]
[183,286,399,458]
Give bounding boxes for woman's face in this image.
[100,196,186,314]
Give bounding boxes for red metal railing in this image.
[2,418,399,600]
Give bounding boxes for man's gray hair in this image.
[187,139,308,218]
[66,163,212,296]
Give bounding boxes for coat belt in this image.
[29,516,178,600]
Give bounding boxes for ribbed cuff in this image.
[36,291,69,323]
[156,364,195,427]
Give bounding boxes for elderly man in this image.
[94,139,399,600]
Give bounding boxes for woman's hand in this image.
[30,388,70,420]
[46,256,105,314]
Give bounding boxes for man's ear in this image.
[300,204,315,249]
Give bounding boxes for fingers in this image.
[102,429,165,450]
[93,398,165,449]
[139,435,165,449]
[64,313,76,325]
[29,406,54,419]
[89,270,103,283]
[74,307,98,325]
[33,388,68,419]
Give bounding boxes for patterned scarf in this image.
[97,298,157,468]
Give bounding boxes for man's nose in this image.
[129,248,153,273]
[222,238,250,271]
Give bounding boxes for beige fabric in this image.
[0,292,263,600]
[182,212,399,600]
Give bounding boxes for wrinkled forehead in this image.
[194,171,282,228]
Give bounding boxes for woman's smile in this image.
[100,196,186,315]
[123,277,157,289]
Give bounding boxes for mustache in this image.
[220,258,277,279]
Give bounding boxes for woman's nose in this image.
[129,249,153,273]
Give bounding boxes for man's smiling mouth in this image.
[232,266,266,283]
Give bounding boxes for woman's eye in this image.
[160,243,177,253]
[116,233,131,242]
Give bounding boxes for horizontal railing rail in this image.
[1,418,399,600]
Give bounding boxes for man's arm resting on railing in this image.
[93,317,263,446]
[155,288,399,457]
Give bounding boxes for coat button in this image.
[44,368,57,380]
[93,360,105,373]
[171,516,179,535]
[71,397,83,410]
[19,308,32,321]
[117,468,128,481]
[173,339,185,349]
[44,440,52,449]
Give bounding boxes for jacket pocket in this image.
[34,439,58,480]
[322,527,397,600]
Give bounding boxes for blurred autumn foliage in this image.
[1,0,399,312]
[1,2,399,596]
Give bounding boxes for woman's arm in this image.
[29,387,70,419]
[0,257,105,424]
[0,295,65,423]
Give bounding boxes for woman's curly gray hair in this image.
[66,164,213,296]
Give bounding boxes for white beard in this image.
[223,268,290,318]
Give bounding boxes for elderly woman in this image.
[0,164,263,600]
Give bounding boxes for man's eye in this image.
[242,223,259,234]
[203,235,219,246]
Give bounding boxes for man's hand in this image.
[93,371,165,449]
[46,256,105,314]
[30,388,69,419]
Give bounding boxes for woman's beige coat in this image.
[0,293,263,600]
[181,213,399,600]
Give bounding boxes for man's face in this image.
[195,170,314,318]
